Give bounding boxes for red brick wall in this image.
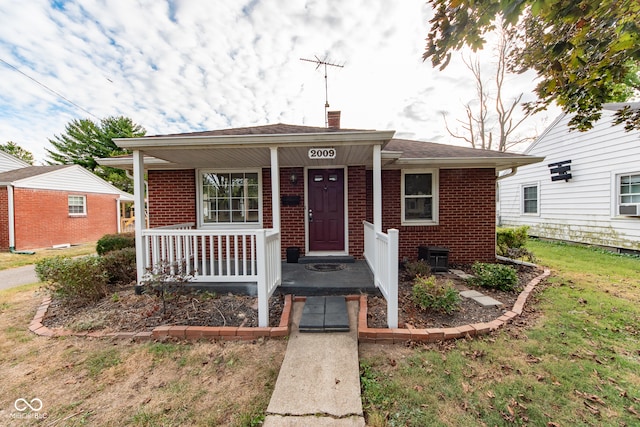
[9,188,120,250]
[147,170,196,227]
[367,168,496,264]
[0,187,9,250]
[347,166,367,258]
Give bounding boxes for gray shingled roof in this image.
[149,123,366,138]
[0,165,72,182]
[385,138,528,159]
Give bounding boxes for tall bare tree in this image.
[442,23,535,152]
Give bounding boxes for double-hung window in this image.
[401,170,438,225]
[68,195,86,216]
[199,171,261,225]
[522,184,539,214]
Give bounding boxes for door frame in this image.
[304,165,349,256]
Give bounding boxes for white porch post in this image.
[133,150,146,287]
[373,144,382,233]
[270,147,281,232]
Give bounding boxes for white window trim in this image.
[196,169,263,229]
[401,169,439,226]
[68,195,87,216]
[521,183,540,216]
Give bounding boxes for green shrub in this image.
[470,262,518,291]
[96,232,136,256]
[497,226,535,261]
[35,256,109,304]
[404,259,431,278]
[411,275,460,314]
[101,247,137,285]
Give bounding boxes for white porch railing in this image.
[363,221,399,328]
[140,224,281,327]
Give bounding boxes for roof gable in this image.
[0,164,132,199]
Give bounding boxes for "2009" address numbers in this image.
[308,148,336,159]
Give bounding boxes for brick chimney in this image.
[327,111,341,129]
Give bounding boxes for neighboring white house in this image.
[0,150,30,173]
[499,102,640,253]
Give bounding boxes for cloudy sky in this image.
[0,0,560,163]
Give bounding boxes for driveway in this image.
[0,265,39,291]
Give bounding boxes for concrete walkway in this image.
[264,299,365,426]
[0,264,39,291]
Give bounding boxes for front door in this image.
[308,168,345,252]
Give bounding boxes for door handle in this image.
[308,209,313,222]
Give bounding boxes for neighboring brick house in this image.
[0,163,133,251]
[101,113,542,265]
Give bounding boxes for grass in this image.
[0,241,97,270]
[360,239,640,426]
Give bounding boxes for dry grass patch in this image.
[0,285,286,426]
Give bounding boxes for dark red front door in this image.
[308,169,345,252]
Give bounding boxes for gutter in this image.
[496,167,518,180]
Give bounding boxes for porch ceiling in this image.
[140,144,378,169]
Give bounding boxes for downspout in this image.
[7,185,35,255]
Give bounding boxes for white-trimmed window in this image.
[522,184,539,214]
[618,172,640,216]
[68,195,86,215]
[199,170,261,226]
[401,170,438,225]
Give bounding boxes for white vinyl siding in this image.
[401,169,438,225]
[198,170,262,226]
[499,106,640,251]
[68,195,86,215]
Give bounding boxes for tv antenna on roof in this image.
[300,55,344,127]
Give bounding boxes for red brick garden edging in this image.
[29,268,550,342]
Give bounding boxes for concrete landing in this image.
[264,299,365,426]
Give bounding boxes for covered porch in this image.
[113,126,400,328]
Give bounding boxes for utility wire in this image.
[0,57,99,120]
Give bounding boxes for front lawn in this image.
[359,239,640,426]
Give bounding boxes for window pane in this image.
[201,172,259,223]
[523,186,537,213]
[405,174,432,196]
[405,197,432,220]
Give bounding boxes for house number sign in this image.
[308,148,336,159]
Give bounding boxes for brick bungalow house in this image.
[99,113,542,326]
[0,163,134,251]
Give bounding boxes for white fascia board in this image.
[97,156,175,170]
[387,156,545,170]
[114,130,396,150]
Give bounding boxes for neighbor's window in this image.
[68,195,86,215]
[619,173,640,204]
[401,170,438,225]
[522,185,538,214]
[200,171,261,225]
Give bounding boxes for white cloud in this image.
[0,0,558,163]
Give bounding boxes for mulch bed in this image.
[366,263,543,329]
[42,262,542,334]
